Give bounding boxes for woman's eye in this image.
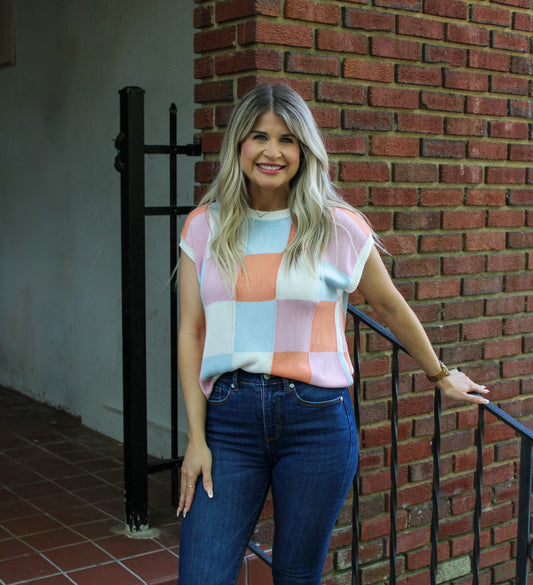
[253,134,267,141]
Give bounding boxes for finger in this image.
[177,478,188,516]
[177,472,196,515]
[465,378,490,397]
[464,391,490,405]
[182,478,197,518]
[202,468,214,499]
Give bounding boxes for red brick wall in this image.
[193,1,533,583]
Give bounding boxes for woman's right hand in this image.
[177,440,214,518]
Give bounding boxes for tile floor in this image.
[0,386,273,585]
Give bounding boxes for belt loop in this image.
[282,377,291,392]
[232,369,239,390]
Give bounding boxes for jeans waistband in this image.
[219,369,293,390]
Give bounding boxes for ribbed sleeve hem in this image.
[347,236,373,293]
[179,238,195,263]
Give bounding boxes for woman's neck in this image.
[248,189,289,212]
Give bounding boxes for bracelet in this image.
[426,361,451,383]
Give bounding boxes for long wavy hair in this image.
[200,84,369,278]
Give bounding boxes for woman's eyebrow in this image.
[251,130,296,138]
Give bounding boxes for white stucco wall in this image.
[0,0,195,457]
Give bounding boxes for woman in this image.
[177,84,489,585]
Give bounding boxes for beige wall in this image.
[0,0,195,456]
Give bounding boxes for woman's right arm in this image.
[177,252,213,517]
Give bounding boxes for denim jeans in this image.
[178,370,358,585]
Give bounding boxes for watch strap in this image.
[427,361,450,383]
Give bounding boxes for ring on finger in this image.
[188,484,195,488]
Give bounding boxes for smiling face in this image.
[239,111,301,210]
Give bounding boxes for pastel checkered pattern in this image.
[180,205,373,397]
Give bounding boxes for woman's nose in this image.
[263,141,280,158]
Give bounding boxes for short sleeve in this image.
[324,208,374,293]
[179,205,211,272]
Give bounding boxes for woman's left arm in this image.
[357,246,489,405]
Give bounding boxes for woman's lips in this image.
[256,163,285,174]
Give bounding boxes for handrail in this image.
[346,304,531,585]
[483,400,533,440]
[348,303,405,351]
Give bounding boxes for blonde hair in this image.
[200,84,369,278]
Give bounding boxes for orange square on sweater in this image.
[235,253,282,302]
[271,352,312,384]
[310,301,338,352]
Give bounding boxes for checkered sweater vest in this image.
[180,205,373,398]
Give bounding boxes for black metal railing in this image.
[347,303,532,585]
[115,86,200,532]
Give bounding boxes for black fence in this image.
[115,86,532,583]
[348,304,532,585]
[114,86,199,531]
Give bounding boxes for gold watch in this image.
[426,361,450,383]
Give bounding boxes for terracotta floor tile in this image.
[22,526,87,551]
[2,514,64,537]
[0,488,21,505]
[93,499,124,520]
[93,469,123,485]
[30,492,86,513]
[147,507,178,529]
[23,433,67,446]
[0,462,43,487]
[0,388,192,585]
[74,484,123,505]
[39,441,81,454]
[0,498,40,521]
[12,481,66,500]
[49,504,111,526]
[153,526,180,549]
[247,553,274,585]
[122,549,179,583]
[28,459,83,481]
[0,553,59,584]
[75,458,122,474]
[22,574,74,585]
[48,446,98,463]
[67,562,145,585]
[236,563,246,585]
[43,541,113,572]
[0,430,29,450]
[0,537,34,560]
[71,519,122,541]
[4,445,45,462]
[0,525,12,540]
[96,534,164,560]
[93,445,123,460]
[54,474,108,492]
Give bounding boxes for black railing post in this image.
[118,86,149,532]
[516,437,532,584]
[389,346,400,585]
[472,405,485,585]
[430,387,441,585]
[169,103,180,509]
[351,318,362,585]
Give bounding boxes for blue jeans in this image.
[178,370,358,585]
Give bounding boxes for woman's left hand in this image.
[436,369,489,405]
